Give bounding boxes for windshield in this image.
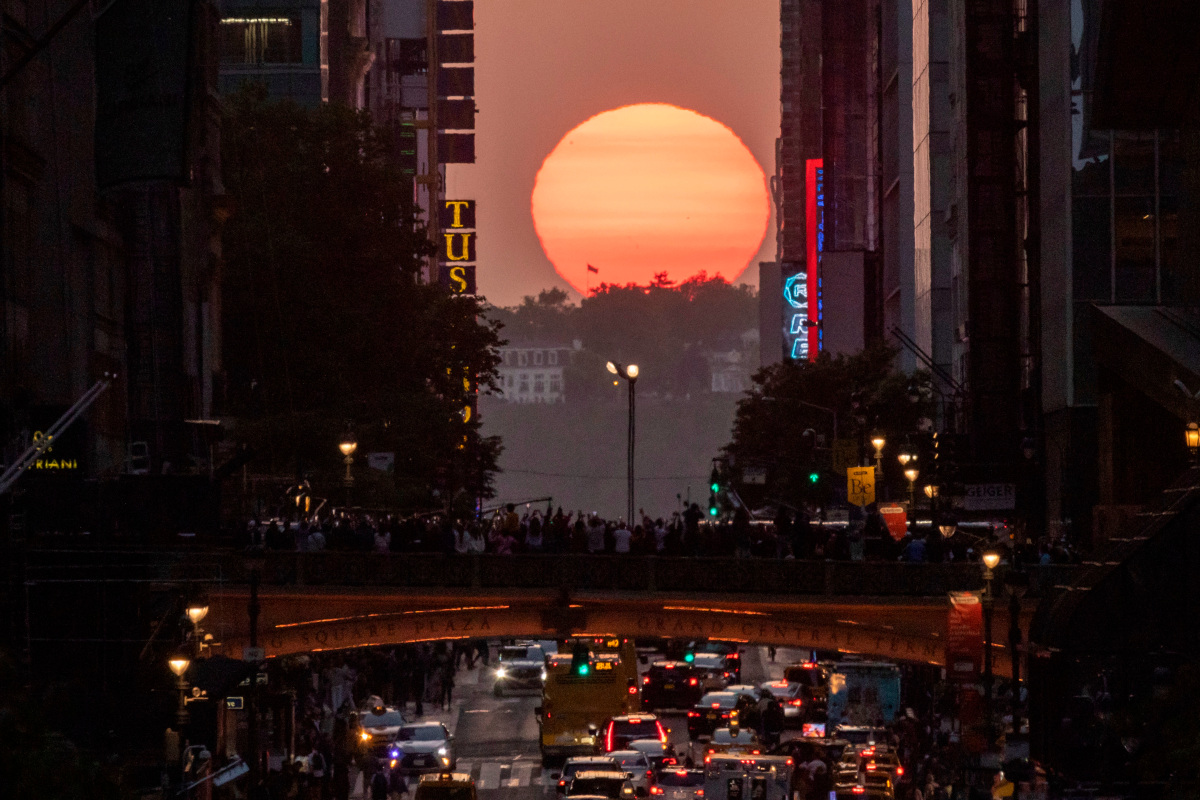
[614,755,645,769]
[397,726,446,742]
[362,711,405,727]
[713,730,755,744]
[500,646,540,661]
[565,761,617,778]
[700,694,736,708]
[782,667,824,687]
[762,684,796,698]
[655,771,703,787]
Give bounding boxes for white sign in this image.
[242,646,265,662]
[366,452,395,472]
[960,483,1016,511]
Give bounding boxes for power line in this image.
[501,469,706,481]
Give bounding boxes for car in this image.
[758,681,806,727]
[687,692,756,740]
[833,787,892,800]
[835,727,888,748]
[649,768,704,800]
[703,727,762,757]
[566,770,638,799]
[413,772,476,800]
[690,653,732,690]
[694,641,742,681]
[641,661,704,711]
[494,641,548,696]
[626,738,679,771]
[781,662,828,711]
[603,714,668,753]
[389,722,456,773]
[608,750,655,796]
[556,757,621,797]
[358,705,409,763]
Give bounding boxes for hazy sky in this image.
[444,0,782,308]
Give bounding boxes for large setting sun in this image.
[531,103,770,293]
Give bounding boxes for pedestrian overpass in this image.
[190,553,1081,678]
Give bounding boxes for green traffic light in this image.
[808,472,819,483]
[709,507,718,516]
[684,652,695,663]
[577,664,589,676]
[710,482,720,493]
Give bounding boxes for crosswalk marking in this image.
[478,762,503,790]
[461,761,544,790]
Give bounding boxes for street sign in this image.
[742,466,767,485]
[846,466,875,507]
[878,505,908,540]
[242,646,265,662]
[959,483,1016,510]
[225,696,244,710]
[831,439,858,476]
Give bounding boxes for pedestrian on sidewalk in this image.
[439,658,455,709]
[371,769,390,800]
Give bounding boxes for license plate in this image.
[664,684,675,690]
[707,712,717,719]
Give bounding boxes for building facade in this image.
[495,346,571,404]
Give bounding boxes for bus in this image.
[538,637,641,765]
[703,755,793,800]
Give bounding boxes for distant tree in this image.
[486,274,757,400]
[220,85,503,507]
[722,345,932,507]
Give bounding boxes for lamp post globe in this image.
[186,604,209,626]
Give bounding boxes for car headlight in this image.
[496,667,508,678]
[360,732,371,741]
[391,750,400,759]
[438,747,448,756]
[542,669,548,681]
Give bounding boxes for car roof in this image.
[401,722,447,730]
[612,713,658,722]
[650,660,693,668]
[566,757,619,765]
[417,773,472,784]
[608,750,648,758]
[627,739,667,752]
[700,691,736,702]
[572,770,631,780]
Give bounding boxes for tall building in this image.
[2,0,224,532]
[218,0,331,105]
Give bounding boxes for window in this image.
[548,351,558,365]
[220,17,303,65]
[534,351,543,365]
[505,376,513,388]
[534,374,546,394]
[549,379,562,394]
[518,351,528,366]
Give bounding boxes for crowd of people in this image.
[238,501,1084,567]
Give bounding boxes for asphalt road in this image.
[351,644,813,800]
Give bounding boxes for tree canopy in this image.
[486,274,758,400]
[220,86,502,507]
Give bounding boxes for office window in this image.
[220,17,302,65]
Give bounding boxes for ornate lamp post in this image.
[870,433,886,475]
[903,467,919,506]
[339,429,358,506]
[982,550,1001,750]
[168,652,192,728]
[606,361,639,523]
[1186,422,1199,464]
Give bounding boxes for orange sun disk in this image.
[531,103,770,293]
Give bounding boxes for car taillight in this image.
[729,653,739,659]
[606,724,614,752]
[688,678,698,686]
[696,791,704,797]
[897,766,904,776]
[647,771,653,778]
[852,788,865,795]
[644,677,651,684]
[657,722,667,744]
[688,711,699,717]
[789,699,803,707]
[558,781,566,788]
[866,763,877,771]
[650,788,663,796]
[629,686,638,695]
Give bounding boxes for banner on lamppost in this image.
[947,591,983,683]
[879,504,908,540]
[846,466,875,507]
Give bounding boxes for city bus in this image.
[538,637,641,765]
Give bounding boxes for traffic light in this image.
[571,642,590,676]
[683,649,695,663]
[710,467,720,494]
[709,464,723,516]
[808,470,820,484]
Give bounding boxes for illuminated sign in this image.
[804,158,824,360]
[440,199,475,229]
[783,271,809,360]
[438,264,476,294]
[440,232,475,262]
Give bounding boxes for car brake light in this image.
[657,721,667,744]
[688,678,698,686]
[866,763,877,771]
[852,788,865,795]
[711,703,720,708]
[647,771,653,778]
[696,791,703,797]
[559,781,566,788]
[629,686,638,695]
[606,724,614,752]
[704,756,711,764]
[897,766,904,776]
[789,699,803,707]
[650,788,663,796]
[644,677,651,685]
[630,718,641,723]
[688,711,699,717]
[785,759,793,766]
[666,664,674,669]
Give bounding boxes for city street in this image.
[350,645,805,800]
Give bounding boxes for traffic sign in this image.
[846,466,875,507]
[242,646,265,662]
[225,696,244,710]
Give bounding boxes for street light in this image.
[903,467,919,505]
[870,433,886,475]
[339,428,357,504]
[186,603,209,626]
[607,361,639,523]
[1187,423,1199,463]
[982,549,1001,751]
[168,652,191,728]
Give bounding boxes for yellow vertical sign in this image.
[847,466,876,507]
